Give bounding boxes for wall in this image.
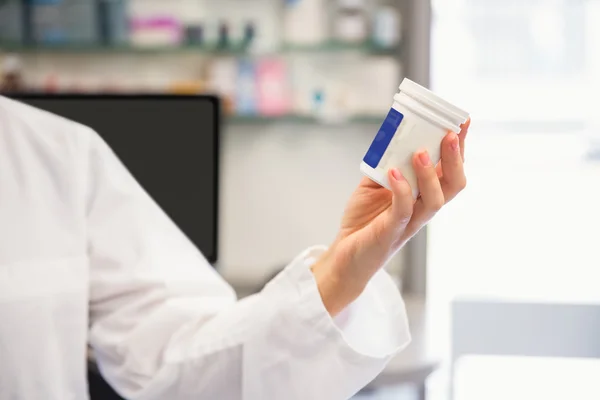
[220,122,406,285]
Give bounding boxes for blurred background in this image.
[2,0,600,400]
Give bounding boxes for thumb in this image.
[387,168,414,229]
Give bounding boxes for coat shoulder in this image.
[0,95,93,155]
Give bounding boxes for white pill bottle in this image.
[361,78,470,198]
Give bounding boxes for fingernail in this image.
[450,133,460,153]
[391,168,403,181]
[418,151,431,167]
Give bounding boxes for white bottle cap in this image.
[398,78,469,128]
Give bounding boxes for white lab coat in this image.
[0,96,411,400]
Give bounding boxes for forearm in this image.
[311,238,395,317]
[311,245,366,317]
[92,247,410,400]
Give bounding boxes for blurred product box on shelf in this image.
[372,4,401,48]
[256,58,290,116]
[184,25,203,46]
[127,0,183,47]
[215,21,228,49]
[334,0,368,44]
[236,59,258,116]
[28,0,100,44]
[283,0,328,45]
[242,21,256,49]
[174,0,203,44]
[130,16,182,47]
[207,58,237,115]
[0,0,25,44]
[289,58,351,122]
[289,58,322,116]
[98,0,128,45]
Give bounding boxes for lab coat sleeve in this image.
[84,128,411,400]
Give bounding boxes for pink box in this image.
[256,59,290,116]
[130,16,183,46]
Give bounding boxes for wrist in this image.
[310,245,366,317]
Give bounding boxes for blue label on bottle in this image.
[363,108,404,169]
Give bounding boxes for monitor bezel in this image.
[9,93,222,265]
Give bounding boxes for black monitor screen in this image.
[12,95,220,264]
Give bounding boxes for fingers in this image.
[398,121,470,240]
[458,118,471,161]
[436,118,470,177]
[404,151,445,234]
[439,132,467,202]
[414,151,445,212]
[387,168,414,228]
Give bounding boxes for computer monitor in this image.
[11,94,220,264]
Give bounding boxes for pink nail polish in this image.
[450,134,460,153]
[391,168,403,181]
[418,151,431,167]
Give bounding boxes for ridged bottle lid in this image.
[399,78,469,127]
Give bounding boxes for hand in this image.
[312,120,470,316]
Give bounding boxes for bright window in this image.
[428,1,600,399]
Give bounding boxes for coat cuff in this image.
[263,246,411,362]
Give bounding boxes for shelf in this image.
[0,42,252,55]
[281,40,400,55]
[227,114,383,125]
[0,40,400,56]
